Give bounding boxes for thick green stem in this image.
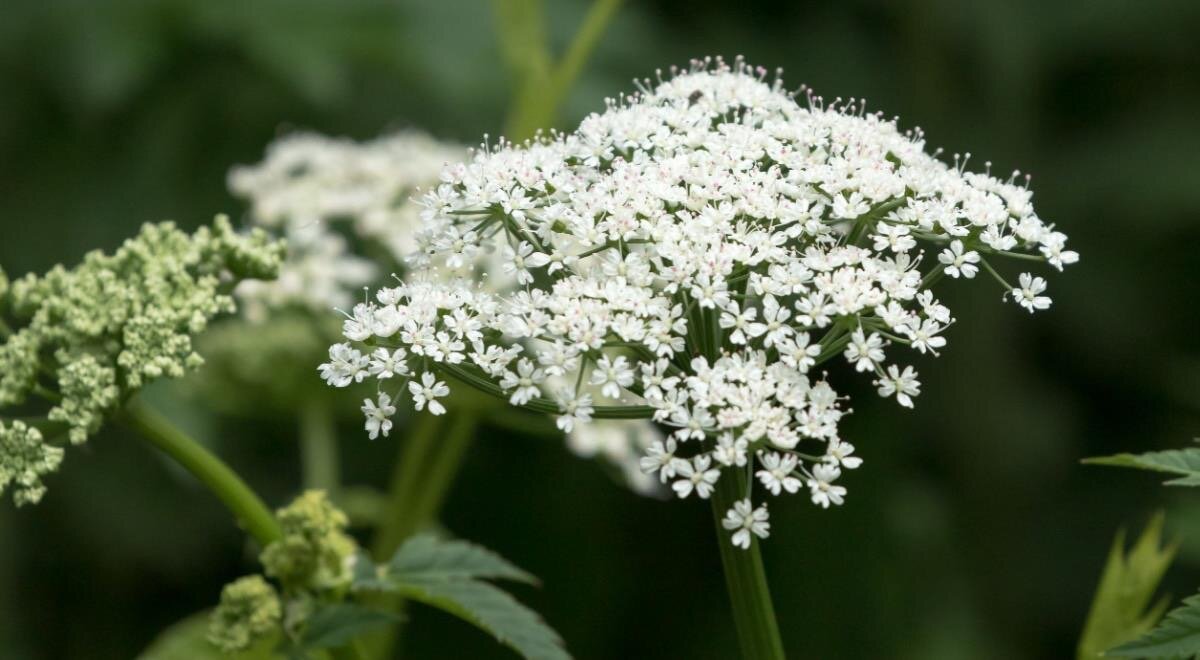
[121,397,281,546]
[710,468,786,660]
[300,398,340,492]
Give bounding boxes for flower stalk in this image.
[710,465,786,660]
[121,397,281,546]
[300,397,340,492]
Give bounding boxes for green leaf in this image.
[356,535,568,660]
[1085,444,1200,486]
[1077,514,1176,659]
[387,534,538,585]
[1108,591,1200,657]
[138,610,276,660]
[396,578,568,660]
[293,603,400,653]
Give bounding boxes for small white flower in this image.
[937,240,980,279]
[713,433,749,467]
[502,241,551,285]
[903,319,947,356]
[718,302,758,345]
[368,347,410,379]
[555,390,594,432]
[824,438,862,469]
[756,451,803,495]
[589,355,635,399]
[875,364,921,408]
[408,372,450,415]
[318,343,369,387]
[808,463,846,508]
[672,455,720,499]
[499,358,545,406]
[640,438,681,482]
[1011,272,1051,312]
[844,329,885,373]
[361,392,397,440]
[722,498,770,549]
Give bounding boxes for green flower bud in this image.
[0,420,64,506]
[0,217,284,505]
[207,575,282,653]
[260,490,356,590]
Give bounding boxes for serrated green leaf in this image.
[1108,591,1200,657]
[387,534,538,585]
[1077,514,1176,659]
[358,535,567,659]
[138,610,276,660]
[396,578,569,660]
[1085,445,1200,487]
[292,603,399,653]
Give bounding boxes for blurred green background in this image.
[2,0,1199,658]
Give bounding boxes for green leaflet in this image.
[387,533,539,585]
[396,578,568,660]
[1085,445,1200,486]
[355,534,568,660]
[284,603,400,655]
[1076,514,1176,659]
[1108,591,1200,658]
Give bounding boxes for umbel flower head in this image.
[321,56,1077,547]
[0,217,283,505]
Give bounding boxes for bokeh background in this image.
[2,0,1200,658]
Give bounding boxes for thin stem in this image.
[404,411,477,543]
[710,468,786,660]
[546,0,623,109]
[299,397,340,492]
[502,0,624,140]
[372,412,444,559]
[120,397,281,546]
[980,257,1013,291]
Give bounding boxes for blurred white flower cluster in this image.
[320,57,1076,545]
[231,129,660,492]
[228,131,465,320]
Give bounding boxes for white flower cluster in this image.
[228,131,465,319]
[321,57,1076,547]
[234,129,662,488]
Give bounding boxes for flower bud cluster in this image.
[209,490,359,653]
[0,217,283,505]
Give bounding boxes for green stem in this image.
[365,412,479,660]
[710,468,786,660]
[121,397,281,546]
[545,0,623,106]
[299,398,340,492]
[404,411,477,535]
[372,412,444,559]
[501,0,623,140]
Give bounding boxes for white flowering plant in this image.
[319,56,1076,657]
